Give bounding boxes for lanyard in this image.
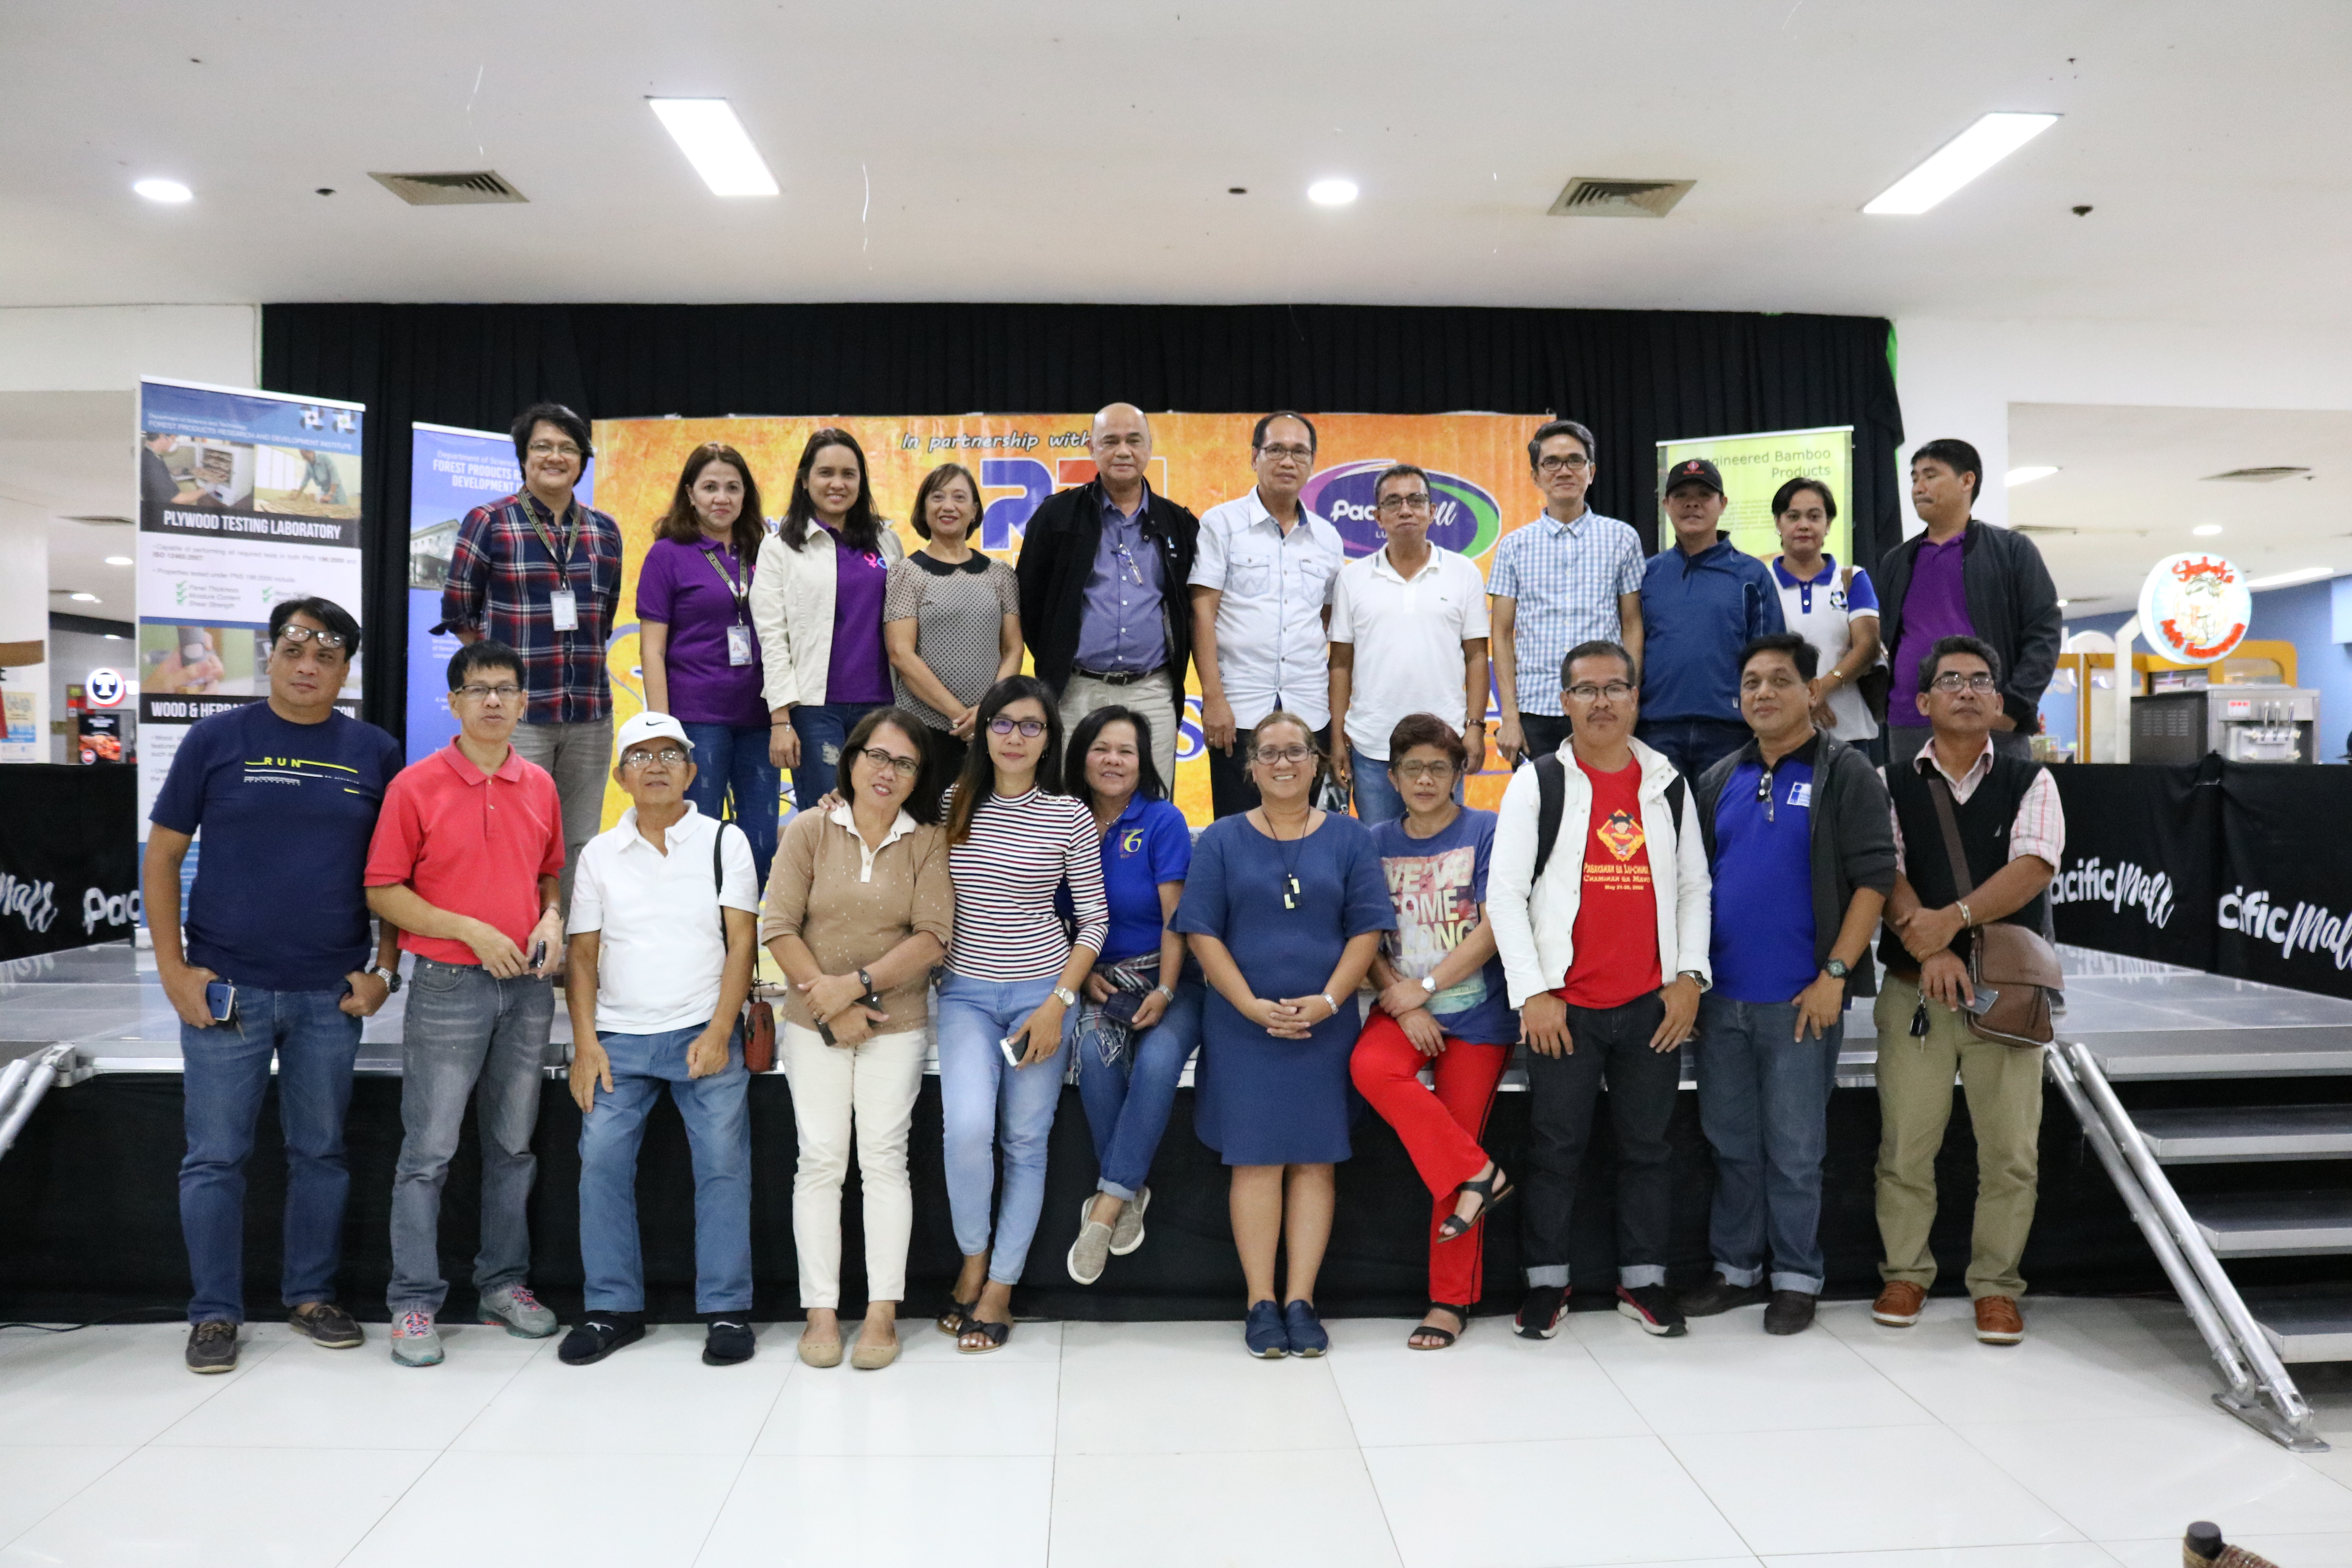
[525,497,576,573]
[699,542,749,614]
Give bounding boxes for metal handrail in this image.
[0,1044,73,1162]
[2054,1040,2325,1452]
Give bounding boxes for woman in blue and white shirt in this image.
[1768,476,1881,743]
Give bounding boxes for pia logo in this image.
[1301,461,1501,559]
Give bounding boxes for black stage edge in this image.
[0,766,141,960]
[259,301,1904,739]
[0,1072,2218,1327]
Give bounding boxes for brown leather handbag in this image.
[1926,776,2065,1048]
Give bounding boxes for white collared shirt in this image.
[567,801,759,1035]
[1329,543,1492,759]
[1189,488,1347,728]
[827,801,920,881]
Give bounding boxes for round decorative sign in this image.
[2138,553,2251,665]
[84,667,125,708]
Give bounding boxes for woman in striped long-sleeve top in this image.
[934,674,1108,1354]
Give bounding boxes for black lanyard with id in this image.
[527,500,581,632]
[701,544,756,666]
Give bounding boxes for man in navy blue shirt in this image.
[1683,633,1894,1334]
[1637,458,1785,777]
[144,597,405,1374]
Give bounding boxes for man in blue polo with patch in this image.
[1638,457,1785,778]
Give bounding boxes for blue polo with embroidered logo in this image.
[1708,739,1819,1004]
[1093,795,1193,964]
[1639,538,1786,723]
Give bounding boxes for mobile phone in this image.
[1000,1032,1026,1067]
[204,980,238,1026]
[529,939,548,970]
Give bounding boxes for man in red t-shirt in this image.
[365,639,568,1368]
[1488,640,1715,1340]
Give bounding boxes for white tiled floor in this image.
[7,1296,2352,1566]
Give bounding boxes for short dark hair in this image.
[1561,639,1634,689]
[1739,632,1817,683]
[269,595,363,661]
[510,403,592,468]
[1386,713,1468,773]
[841,707,946,826]
[447,637,523,692]
[1065,705,1168,811]
[1921,633,2003,694]
[1252,411,1318,453]
[910,461,982,542]
[1770,475,1838,521]
[1911,438,1983,503]
[1374,463,1429,500]
[1527,419,1597,470]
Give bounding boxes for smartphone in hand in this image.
[999,1032,1025,1067]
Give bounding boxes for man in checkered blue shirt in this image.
[1486,419,1647,770]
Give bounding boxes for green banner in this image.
[1657,425,1853,566]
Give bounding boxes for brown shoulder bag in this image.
[1926,775,2064,1048]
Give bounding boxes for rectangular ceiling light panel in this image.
[648,98,779,196]
[1864,112,2058,214]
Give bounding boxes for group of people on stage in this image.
[145,398,2067,1376]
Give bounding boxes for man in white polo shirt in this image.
[1190,411,1348,817]
[1328,463,1492,823]
[559,711,760,1368]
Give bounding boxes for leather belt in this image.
[1072,665,1163,687]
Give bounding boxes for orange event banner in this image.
[592,412,1553,828]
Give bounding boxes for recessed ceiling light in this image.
[2192,524,2224,537]
[69,592,98,603]
[2246,566,2334,589]
[103,633,125,641]
[1307,178,1359,207]
[1863,112,2059,215]
[2005,466,2058,486]
[104,555,132,566]
[646,99,779,197]
[134,178,193,203]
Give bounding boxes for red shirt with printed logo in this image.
[1554,756,1663,1011]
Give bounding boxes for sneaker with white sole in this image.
[1067,1197,1114,1285]
[480,1283,559,1339]
[390,1309,444,1367]
[185,1319,239,1374]
[1109,1185,1150,1255]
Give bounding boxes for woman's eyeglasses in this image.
[1392,760,1457,781]
[856,746,922,779]
[989,717,1048,738]
[1252,744,1314,765]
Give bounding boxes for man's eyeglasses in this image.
[988,717,1048,738]
[526,439,583,459]
[456,682,522,702]
[1252,744,1315,765]
[856,746,923,779]
[1376,492,1432,514]
[1536,454,1592,474]
[1393,759,1457,781]
[276,625,348,653]
[1930,672,2001,694]
[1565,681,1633,704]
[620,747,688,769]
[1256,443,1314,462]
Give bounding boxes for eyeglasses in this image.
[1565,681,1634,704]
[1536,454,1592,474]
[526,439,583,459]
[1740,671,1805,693]
[1756,768,1777,822]
[1252,744,1315,765]
[1393,759,1457,781]
[856,746,922,779]
[1256,443,1314,462]
[456,682,522,702]
[1930,672,2001,694]
[988,717,1048,738]
[1376,492,1432,514]
[276,625,348,653]
[620,747,688,769]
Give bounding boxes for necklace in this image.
[1257,807,1312,909]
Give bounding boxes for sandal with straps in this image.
[1438,1163,1515,1241]
[1408,1302,1470,1350]
[935,1296,978,1338]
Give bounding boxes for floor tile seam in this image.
[0,1443,142,1554]
[1321,1365,1409,1568]
[322,1444,444,1568]
[684,1449,760,1568]
[1944,1412,2352,1525]
[126,1325,303,1447]
[1644,1428,1774,1562]
[425,1336,559,1458]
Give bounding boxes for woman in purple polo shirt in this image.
[639,441,783,886]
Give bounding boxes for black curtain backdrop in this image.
[260,303,1903,737]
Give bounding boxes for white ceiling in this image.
[2008,402,2352,615]
[2,1,2349,321]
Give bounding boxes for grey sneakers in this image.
[390,1309,444,1367]
[479,1284,559,1339]
[1067,1197,1114,1285]
[185,1319,238,1374]
[1110,1185,1150,1256]
[288,1301,364,1349]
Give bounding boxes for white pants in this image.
[1058,671,1180,788]
[780,1021,928,1309]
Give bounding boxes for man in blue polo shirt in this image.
[1638,458,1784,777]
[1681,633,1894,1335]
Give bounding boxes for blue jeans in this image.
[1692,993,1844,1294]
[388,958,554,1316]
[936,973,1069,1284]
[681,721,783,892]
[1348,743,1464,826]
[1074,977,1203,1199]
[1636,717,1752,780]
[579,1022,752,1314]
[179,987,362,1324]
[788,701,887,811]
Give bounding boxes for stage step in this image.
[2184,1191,2352,1257]
[2241,1286,2352,1363]
[2138,1105,2352,1163]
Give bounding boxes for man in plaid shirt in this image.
[434,402,623,911]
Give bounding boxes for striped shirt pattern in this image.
[946,788,1111,981]
[439,491,624,725]
[1483,510,1645,717]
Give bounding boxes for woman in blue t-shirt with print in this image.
[1349,713,1519,1352]
[1060,705,1204,1287]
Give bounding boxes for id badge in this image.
[726,624,755,666]
[548,588,579,632]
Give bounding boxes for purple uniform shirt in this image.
[1890,534,1973,728]
[1073,488,1168,674]
[826,526,895,704]
[636,537,766,726]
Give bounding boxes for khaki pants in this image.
[1058,671,1180,787]
[1872,973,2043,1299]
[780,1022,928,1310]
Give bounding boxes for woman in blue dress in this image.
[1174,710,1393,1359]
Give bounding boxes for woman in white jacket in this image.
[750,428,907,809]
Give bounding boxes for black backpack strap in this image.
[1666,775,1686,839]
[1531,753,1566,883]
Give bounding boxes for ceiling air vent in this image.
[368,170,529,206]
[1548,177,1695,218]
[2201,466,2310,483]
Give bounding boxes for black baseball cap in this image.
[1664,457,1725,497]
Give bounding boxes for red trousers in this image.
[1349,1013,1510,1307]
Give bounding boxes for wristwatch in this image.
[364,964,402,995]
[1052,985,1079,1007]
[1679,969,1710,994]
[1154,984,1178,1003]
[1823,958,1849,980]
[1418,975,1439,996]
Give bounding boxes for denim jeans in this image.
[387,958,554,1316]
[788,701,887,811]
[179,986,362,1324]
[681,721,784,893]
[1521,991,1679,1289]
[1635,717,1752,780]
[1692,994,1843,1294]
[936,972,1069,1284]
[1073,977,1203,1200]
[578,1021,752,1314]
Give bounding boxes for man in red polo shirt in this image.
[366,639,568,1367]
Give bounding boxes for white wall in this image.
[0,305,257,394]
[0,494,49,758]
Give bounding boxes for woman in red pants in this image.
[1349,714,1518,1350]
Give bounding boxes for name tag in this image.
[1787,781,1813,808]
[726,624,755,666]
[549,588,579,632]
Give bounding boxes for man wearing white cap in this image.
[558,712,761,1367]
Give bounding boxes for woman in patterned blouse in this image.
[882,463,1023,778]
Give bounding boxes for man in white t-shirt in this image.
[1328,463,1492,823]
[559,711,760,1368]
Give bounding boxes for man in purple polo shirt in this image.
[1873,439,2063,767]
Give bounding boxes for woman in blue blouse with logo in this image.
[1061,706,1203,1287]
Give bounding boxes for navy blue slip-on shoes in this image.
[1283,1299,1328,1357]
[1244,1299,1290,1359]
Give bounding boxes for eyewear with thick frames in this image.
[988,717,1048,738]
[526,439,584,459]
[456,682,523,702]
[855,746,923,779]
[1252,744,1316,765]
[275,625,348,653]
[1930,671,2001,694]
[1376,492,1433,514]
[1392,759,1459,781]
[1256,443,1314,462]
[620,747,690,769]
[1536,454,1592,474]
[1565,681,1634,703]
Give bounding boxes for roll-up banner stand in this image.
[135,378,366,862]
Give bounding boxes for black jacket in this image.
[1015,480,1200,708]
[1875,518,2063,732]
[1695,731,1898,998]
